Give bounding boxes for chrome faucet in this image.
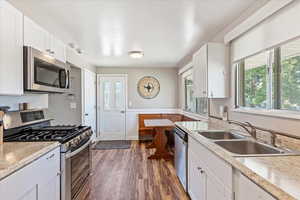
[227,120,257,140]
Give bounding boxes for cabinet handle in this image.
[197,167,205,174]
[46,153,55,160]
[57,172,61,176]
[45,49,51,53]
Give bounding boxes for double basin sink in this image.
[197,131,299,157]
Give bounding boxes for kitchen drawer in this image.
[189,136,232,190]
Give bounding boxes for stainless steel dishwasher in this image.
[174,126,188,191]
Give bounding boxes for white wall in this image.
[97,67,178,109]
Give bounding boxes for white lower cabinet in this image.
[0,147,60,200]
[188,135,277,200]
[234,171,276,200]
[188,150,206,200]
[188,136,233,200]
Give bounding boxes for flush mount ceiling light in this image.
[129,51,144,59]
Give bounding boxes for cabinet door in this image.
[207,43,228,98]
[51,35,66,62]
[206,172,232,200]
[24,16,49,53]
[188,149,206,200]
[36,147,60,200]
[38,174,60,200]
[18,185,38,200]
[234,172,276,200]
[193,45,207,98]
[0,0,23,95]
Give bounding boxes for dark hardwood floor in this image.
[85,141,189,200]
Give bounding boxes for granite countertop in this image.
[0,142,60,180]
[175,121,300,200]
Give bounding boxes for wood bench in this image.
[138,113,198,141]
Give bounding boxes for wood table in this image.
[144,119,174,160]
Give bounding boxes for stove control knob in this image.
[63,143,69,150]
[73,138,79,145]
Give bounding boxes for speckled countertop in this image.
[0,142,60,180]
[175,121,300,200]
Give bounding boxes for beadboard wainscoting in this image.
[121,109,208,141]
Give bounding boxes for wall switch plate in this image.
[70,102,77,109]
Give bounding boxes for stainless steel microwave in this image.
[24,46,70,93]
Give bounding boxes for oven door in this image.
[24,46,70,93]
[61,138,92,200]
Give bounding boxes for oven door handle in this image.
[65,138,92,159]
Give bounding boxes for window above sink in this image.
[235,37,300,120]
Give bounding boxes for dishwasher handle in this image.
[174,127,188,142]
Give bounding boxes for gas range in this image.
[3,109,93,154]
[4,124,92,152]
[3,110,93,200]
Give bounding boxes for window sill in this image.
[181,110,209,121]
[233,108,300,120]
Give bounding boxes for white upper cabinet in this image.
[24,16,48,53]
[193,44,208,98]
[193,43,229,98]
[24,16,66,63]
[51,36,66,63]
[0,0,23,95]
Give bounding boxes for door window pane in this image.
[103,81,111,110]
[280,38,300,111]
[115,81,123,109]
[241,52,268,108]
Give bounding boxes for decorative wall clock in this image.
[137,76,160,99]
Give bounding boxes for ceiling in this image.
[10,0,262,68]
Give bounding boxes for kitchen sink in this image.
[214,140,297,157]
[197,131,246,140]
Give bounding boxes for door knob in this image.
[120,111,125,114]
[85,113,89,116]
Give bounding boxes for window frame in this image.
[234,37,300,118]
[182,69,208,116]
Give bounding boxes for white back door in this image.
[98,75,126,140]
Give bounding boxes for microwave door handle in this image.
[66,70,70,89]
[59,69,68,88]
